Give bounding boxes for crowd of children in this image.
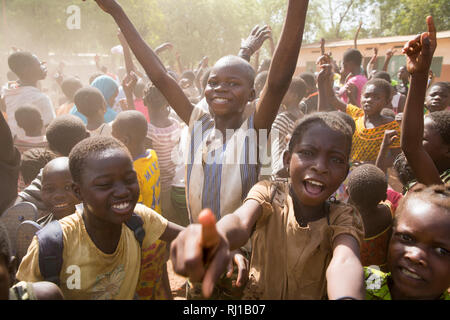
[0,0,448,300]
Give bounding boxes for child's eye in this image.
[331,156,345,164]
[298,150,313,156]
[398,233,414,243]
[435,247,450,256]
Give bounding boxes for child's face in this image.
[423,117,447,164]
[361,84,389,117]
[74,148,140,225]
[425,85,449,112]
[388,197,450,299]
[41,162,78,220]
[397,66,409,82]
[284,125,350,207]
[205,63,255,118]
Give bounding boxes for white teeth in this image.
[54,203,68,208]
[214,98,228,103]
[112,202,130,210]
[401,268,421,280]
[307,180,324,187]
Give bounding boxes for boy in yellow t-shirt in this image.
[112,111,170,299]
[16,136,183,299]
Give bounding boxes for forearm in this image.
[111,8,167,84]
[401,73,428,153]
[326,240,365,300]
[382,56,391,72]
[255,0,309,129]
[375,145,390,173]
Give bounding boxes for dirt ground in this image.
[167,259,187,300]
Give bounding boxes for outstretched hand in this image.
[170,209,231,298]
[241,25,272,55]
[402,16,437,75]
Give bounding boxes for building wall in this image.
[296,35,450,82]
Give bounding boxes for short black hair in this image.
[143,84,168,110]
[363,78,392,101]
[74,87,105,118]
[254,70,268,96]
[347,164,387,208]
[46,115,89,156]
[61,77,83,101]
[0,221,11,262]
[69,136,130,185]
[427,81,449,94]
[20,148,57,185]
[112,110,148,142]
[288,112,353,157]
[299,72,316,89]
[394,183,450,226]
[288,77,307,101]
[373,71,391,84]
[343,48,363,66]
[393,152,416,188]
[8,51,39,79]
[330,111,356,134]
[15,105,43,133]
[134,78,146,99]
[214,55,255,88]
[427,111,450,145]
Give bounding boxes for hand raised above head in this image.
[386,47,397,58]
[317,63,333,86]
[241,25,272,55]
[170,209,231,298]
[316,53,332,66]
[402,16,437,75]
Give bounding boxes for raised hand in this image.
[170,209,231,298]
[381,129,399,148]
[385,47,397,59]
[402,16,437,75]
[122,71,138,94]
[241,25,272,56]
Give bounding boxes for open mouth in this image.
[399,267,424,281]
[53,203,70,210]
[111,201,133,215]
[303,179,325,196]
[212,97,230,104]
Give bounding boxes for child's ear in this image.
[282,150,292,174]
[72,183,83,201]
[248,88,256,102]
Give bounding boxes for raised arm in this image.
[382,48,397,72]
[254,0,309,131]
[401,16,442,185]
[89,0,194,124]
[317,63,347,112]
[366,47,378,76]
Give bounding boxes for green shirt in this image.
[364,266,450,300]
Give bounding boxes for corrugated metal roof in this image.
[303,31,450,49]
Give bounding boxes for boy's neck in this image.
[86,116,105,131]
[25,128,43,137]
[18,80,38,88]
[214,112,246,137]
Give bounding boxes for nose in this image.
[404,245,427,266]
[311,155,328,174]
[113,182,131,198]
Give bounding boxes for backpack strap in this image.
[125,213,145,247]
[36,220,63,286]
